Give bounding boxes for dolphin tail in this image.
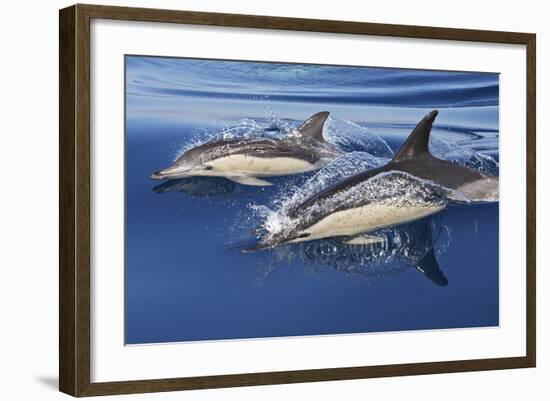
[415,248,448,286]
[392,110,439,162]
[296,111,330,142]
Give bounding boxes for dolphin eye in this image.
[203,165,213,170]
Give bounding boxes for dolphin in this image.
[254,109,498,248]
[150,112,340,186]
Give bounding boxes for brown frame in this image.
[59,3,536,397]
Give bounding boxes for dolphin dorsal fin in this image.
[392,110,439,162]
[296,111,329,142]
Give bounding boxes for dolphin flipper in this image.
[296,111,330,142]
[415,248,448,286]
[344,234,386,246]
[227,176,273,186]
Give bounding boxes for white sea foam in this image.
[430,136,499,175]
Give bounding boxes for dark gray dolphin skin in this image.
[150,112,340,186]
[255,109,498,248]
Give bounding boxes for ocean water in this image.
[125,56,499,344]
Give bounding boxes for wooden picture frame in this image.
[59,3,536,397]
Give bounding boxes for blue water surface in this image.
[125,56,499,344]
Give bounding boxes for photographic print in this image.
[125,56,499,344]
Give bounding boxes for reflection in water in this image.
[254,215,450,287]
[153,177,236,197]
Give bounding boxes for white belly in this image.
[209,154,314,176]
[292,203,444,243]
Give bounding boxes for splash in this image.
[324,118,394,157]
[430,136,499,176]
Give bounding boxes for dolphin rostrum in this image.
[150,112,340,186]
[254,109,498,248]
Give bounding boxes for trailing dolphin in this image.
[253,109,498,248]
[150,112,340,186]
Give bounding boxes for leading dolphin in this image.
[150,112,340,186]
[254,110,498,248]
